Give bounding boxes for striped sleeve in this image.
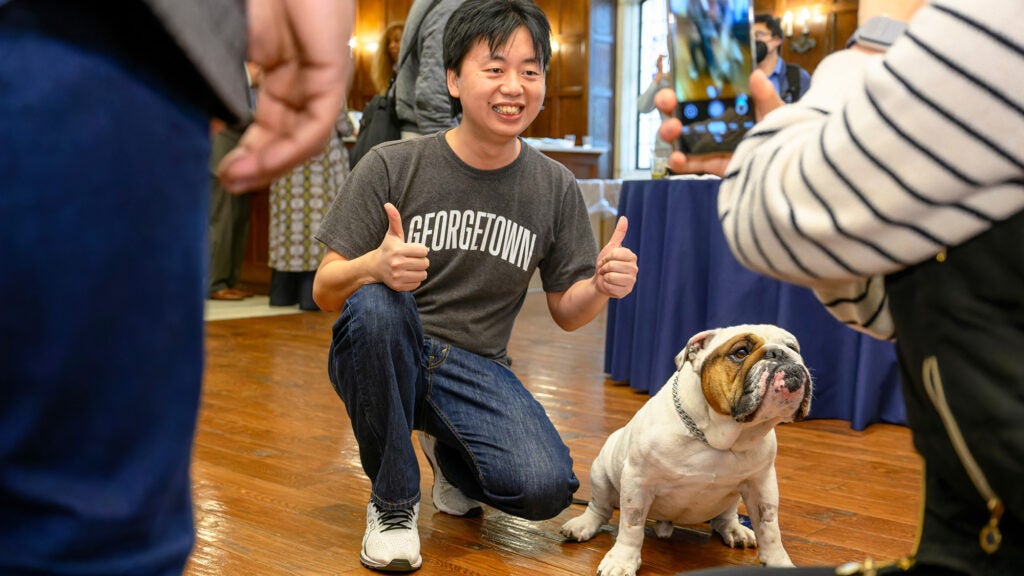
[718,0,1024,289]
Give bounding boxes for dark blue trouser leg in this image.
[328,284,424,510]
[327,284,579,518]
[0,7,210,575]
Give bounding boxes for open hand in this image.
[217,0,353,193]
[595,217,638,299]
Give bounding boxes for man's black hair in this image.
[754,13,783,40]
[443,0,552,116]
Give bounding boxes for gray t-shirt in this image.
[316,132,598,362]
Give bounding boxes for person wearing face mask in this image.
[753,13,810,103]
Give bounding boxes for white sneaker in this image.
[360,501,422,572]
[417,432,483,517]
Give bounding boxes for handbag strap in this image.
[388,0,445,96]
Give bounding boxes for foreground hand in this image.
[655,69,784,176]
[376,203,429,292]
[595,217,638,299]
[218,0,353,193]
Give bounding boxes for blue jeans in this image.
[1,4,210,574]
[328,284,579,520]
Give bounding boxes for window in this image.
[636,0,670,170]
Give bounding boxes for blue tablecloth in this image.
[604,178,906,430]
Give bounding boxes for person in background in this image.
[268,108,354,311]
[659,1,1022,574]
[638,53,673,160]
[372,21,405,95]
[753,13,810,103]
[394,0,468,139]
[312,0,638,571]
[0,1,352,574]
[208,61,262,301]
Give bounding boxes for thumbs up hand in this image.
[375,203,429,292]
[595,216,637,299]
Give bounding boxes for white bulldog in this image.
[561,324,813,575]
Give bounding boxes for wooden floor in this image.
[186,292,922,576]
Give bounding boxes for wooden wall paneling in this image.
[557,95,587,140]
[558,0,587,36]
[558,37,588,92]
[240,189,271,292]
[557,31,587,141]
[830,4,859,53]
[350,0,415,113]
[754,0,777,16]
[530,96,555,138]
[350,0,385,112]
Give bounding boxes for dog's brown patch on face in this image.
[701,333,767,415]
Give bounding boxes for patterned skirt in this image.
[268,132,350,272]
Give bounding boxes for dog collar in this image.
[671,372,711,447]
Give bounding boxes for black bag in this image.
[348,0,443,170]
[349,89,400,169]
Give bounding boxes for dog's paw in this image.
[596,547,642,576]
[759,550,794,567]
[560,512,603,542]
[714,522,757,549]
[653,520,674,539]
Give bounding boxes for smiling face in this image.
[446,25,546,145]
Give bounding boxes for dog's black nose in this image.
[763,347,785,360]
[782,365,809,392]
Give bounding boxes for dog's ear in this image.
[676,329,717,369]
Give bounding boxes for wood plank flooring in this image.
[186,292,921,575]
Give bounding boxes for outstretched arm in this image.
[718,0,1021,288]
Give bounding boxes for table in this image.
[604,178,906,430]
[524,139,611,179]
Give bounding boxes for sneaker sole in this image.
[359,551,422,572]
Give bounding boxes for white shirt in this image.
[718,0,1024,339]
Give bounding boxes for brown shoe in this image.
[209,288,246,301]
[229,287,254,298]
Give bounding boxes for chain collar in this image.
[671,372,710,447]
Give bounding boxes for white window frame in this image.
[614,0,670,180]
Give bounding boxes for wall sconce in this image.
[796,8,811,35]
[786,7,817,54]
[782,11,794,37]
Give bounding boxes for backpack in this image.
[348,86,401,169]
[784,63,804,104]
[349,0,443,169]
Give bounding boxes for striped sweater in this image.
[718,0,1024,339]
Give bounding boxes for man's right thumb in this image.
[384,202,404,240]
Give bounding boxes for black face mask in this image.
[755,40,768,64]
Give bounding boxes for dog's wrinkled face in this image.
[677,325,812,423]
